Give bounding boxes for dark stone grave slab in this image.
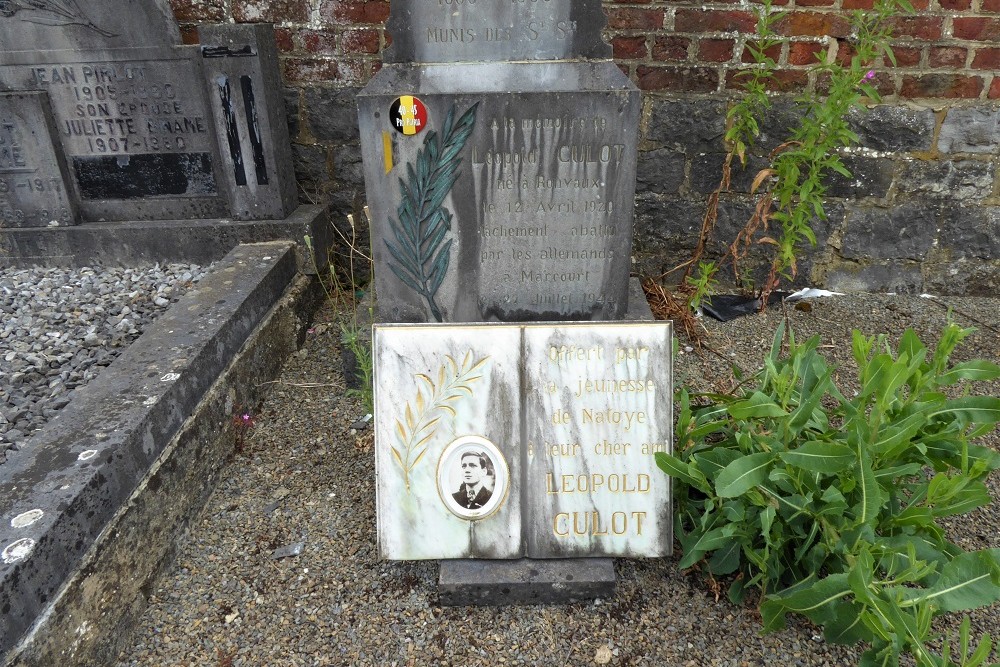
[0,204,332,269]
[0,91,79,227]
[0,242,306,663]
[199,23,299,221]
[438,558,616,606]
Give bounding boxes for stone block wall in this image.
[168,0,1000,295]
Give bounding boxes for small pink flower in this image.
[863,70,876,81]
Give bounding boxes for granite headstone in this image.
[0,91,79,227]
[0,0,298,225]
[358,0,640,322]
[374,322,673,560]
[0,0,181,52]
[199,24,298,221]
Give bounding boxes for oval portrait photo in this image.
[436,435,509,520]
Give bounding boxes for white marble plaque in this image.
[374,322,673,560]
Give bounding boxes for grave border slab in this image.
[0,242,319,664]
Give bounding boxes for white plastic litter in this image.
[784,288,844,303]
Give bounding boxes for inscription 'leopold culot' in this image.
[553,511,647,538]
[546,472,651,494]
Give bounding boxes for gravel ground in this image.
[0,264,210,465]
[116,292,1000,667]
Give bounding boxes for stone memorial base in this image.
[439,558,616,606]
[0,205,331,273]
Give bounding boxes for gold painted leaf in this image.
[405,404,416,430]
[462,349,472,370]
[439,404,457,417]
[438,363,446,387]
[412,448,428,468]
[468,356,489,374]
[466,375,483,384]
[445,393,463,402]
[424,416,441,431]
[455,384,474,395]
[414,431,435,450]
[416,373,434,390]
[446,355,458,377]
[415,390,425,413]
[391,446,404,467]
[395,419,407,442]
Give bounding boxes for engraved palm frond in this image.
[392,351,489,492]
[0,0,117,37]
[384,102,479,322]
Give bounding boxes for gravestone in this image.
[198,24,298,221]
[0,0,307,254]
[357,0,640,322]
[374,322,673,560]
[0,91,79,227]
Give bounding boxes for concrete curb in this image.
[0,205,332,275]
[1,242,319,665]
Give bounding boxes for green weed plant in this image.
[305,219,375,415]
[684,0,913,312]
[658,322,1000,666]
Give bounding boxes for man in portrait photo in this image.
[452,451,494,510]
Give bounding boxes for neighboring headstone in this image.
[199,24,298,220]
[0,91,79,227]
[357,1,640,322]
[0,0,181,52]
[0,46,230,221]
[373,322,673,560]
[0,1,299,225]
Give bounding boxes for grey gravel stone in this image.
[0,263,210,464]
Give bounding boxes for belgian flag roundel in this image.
[389,96,428,136]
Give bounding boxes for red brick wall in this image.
[171,0,389,86]
[605,0,998,100]
[170,0,1000,99]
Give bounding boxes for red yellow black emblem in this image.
[389,96,428,136]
